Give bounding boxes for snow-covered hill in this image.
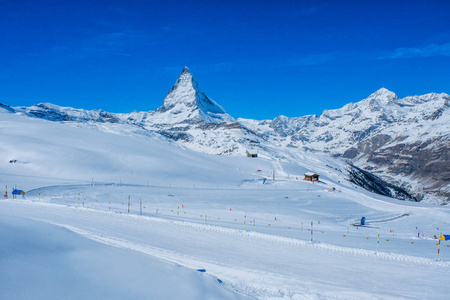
[1,68,448,202]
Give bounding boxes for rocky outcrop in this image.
[348,164,417,201]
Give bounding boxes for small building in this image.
[304,172,319,182]
[246,150,258,158]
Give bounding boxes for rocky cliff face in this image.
[347,164,417,201]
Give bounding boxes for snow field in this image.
[2,194,449,299]
[21,183,450,261]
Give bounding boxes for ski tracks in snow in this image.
[30,218,292,299]
[108,212,448,268]
[30,206,449,299]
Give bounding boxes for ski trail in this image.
[29,220,309,299]
[32,216,449,299]
[32,215,450,268]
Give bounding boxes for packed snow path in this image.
[2,197,449,299]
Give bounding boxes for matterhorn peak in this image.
[155,67,235,124]
[164,66,198,102]
[181,66,190,75]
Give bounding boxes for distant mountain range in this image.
[240,87,449,202]
[1,67,449,202]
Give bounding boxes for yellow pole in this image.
[437,239,441,260]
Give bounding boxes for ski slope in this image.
[1,112,450,299]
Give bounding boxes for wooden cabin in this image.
[304,172,319,182]
[246,150,258,158]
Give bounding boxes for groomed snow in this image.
[0,213,247,299]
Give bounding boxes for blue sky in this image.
[1,0,449,119]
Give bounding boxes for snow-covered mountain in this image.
[1,68,448,202]
[1,102,120,123]
[155,66,235,125]
[3,68,256,155]
[119,67,254,155]
[239,88,449,201]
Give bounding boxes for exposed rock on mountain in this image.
[240,88,449,202]
[135,67,254,155]
[15,103,120,123]
[347,164,417,201]
[154,66,235,125]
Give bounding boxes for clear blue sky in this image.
[1,0,449,119]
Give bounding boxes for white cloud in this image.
[379,43,450,59]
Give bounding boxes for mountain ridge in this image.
[238,87,449,201]
[1,68,448,202]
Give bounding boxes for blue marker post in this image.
[360,217,366,226]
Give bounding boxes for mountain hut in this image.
[246,150,258,158]
[304,172,319,182]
